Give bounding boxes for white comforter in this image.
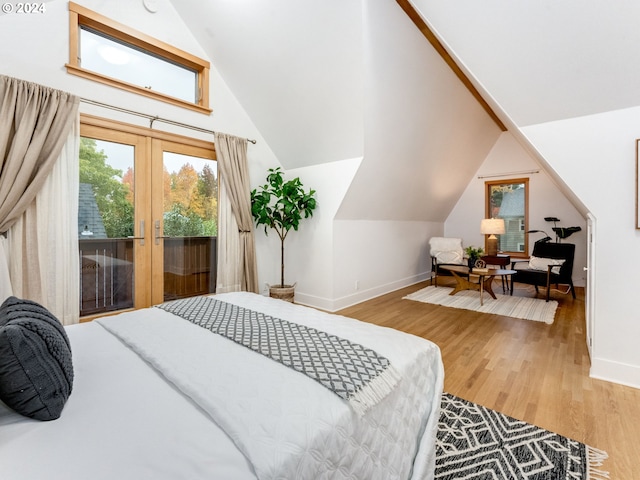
[0,292,444,480]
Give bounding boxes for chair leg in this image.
[546,272,552,302]
[432,262,438,287]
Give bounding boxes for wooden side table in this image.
[481,254,511,292]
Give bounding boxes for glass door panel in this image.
[78,137,137,316]
[160,151,218,302]
[79,117,216,316]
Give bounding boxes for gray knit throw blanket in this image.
[157,296,400,415]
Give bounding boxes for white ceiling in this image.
[169,0,364,169]
[172,0,500,221]
[169,0,640,222]
[171,0,640,145]
[169,0,502,222]
[410,0,640,127]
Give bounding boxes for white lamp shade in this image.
[480,218,505,235]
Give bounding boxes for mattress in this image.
[0,292,444,480]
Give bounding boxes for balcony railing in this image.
[79,236,217,317]
[163,236,217,301]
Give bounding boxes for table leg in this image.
[449,270,491,305]
[448,271,472,296]
[482,275,497,301]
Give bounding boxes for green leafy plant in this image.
[464,246,484,259]
[251,167,317,288]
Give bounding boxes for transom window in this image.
[79,27,198,103]
[66,2,211,114]
[485,178,529,256]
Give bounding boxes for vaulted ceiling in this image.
[168,0,639,221]
[168,0,365,170]
[409,0,640,127]
[169,0,502,222]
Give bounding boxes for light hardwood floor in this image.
[337,278,640,479]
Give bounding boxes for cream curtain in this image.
[214,132,259,293]
[8,120,80,324]
[216,181,242,293]
[0,75,78,233]
[0,75,79,322]
[0,236,12,302]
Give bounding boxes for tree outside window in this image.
[485,178,529,255]
[79,138,218,239]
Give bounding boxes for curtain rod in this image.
[477,169,540,179]
[80,97,257,144]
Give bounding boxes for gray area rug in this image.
[436,393,609,480]
[404,286,558,324]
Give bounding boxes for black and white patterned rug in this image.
[436,393,609,480]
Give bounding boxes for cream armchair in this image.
[429,237,465,287]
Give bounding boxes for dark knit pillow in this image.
[0,297,74,421]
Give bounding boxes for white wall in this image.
[406,0,640,390]
[251,159,444,314]
[322,0,502,312]
[0,0,279,165]
[446,132,587,286]
[0,0,407,312]
[169,0,365,170]
[255,158,361,311]
[0,0,283,296]
[331,220,442,311]
[522,107,640,389]
[336,0,501,222]
[215,0,504,311]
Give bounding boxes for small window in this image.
[66,2,211,114]
[486,178,529,256]
[79,27,198,103]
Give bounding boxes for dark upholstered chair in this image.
[511,242,576,302]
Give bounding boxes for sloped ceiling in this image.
[171,0,502,222]
[409,0,640,127]
[169,0,364,169]
[336,0,501,221]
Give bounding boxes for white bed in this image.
[0,292,444,480]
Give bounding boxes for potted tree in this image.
[251,167,317,301]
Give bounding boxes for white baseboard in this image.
[590,357,640,390]
[294,272,432,312]
[292,292,336,312]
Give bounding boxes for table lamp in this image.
[481,218,505,256]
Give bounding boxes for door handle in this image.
[127,220,145,246]
[155,220,170,245]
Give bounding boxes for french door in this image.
[78,115,217,318]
